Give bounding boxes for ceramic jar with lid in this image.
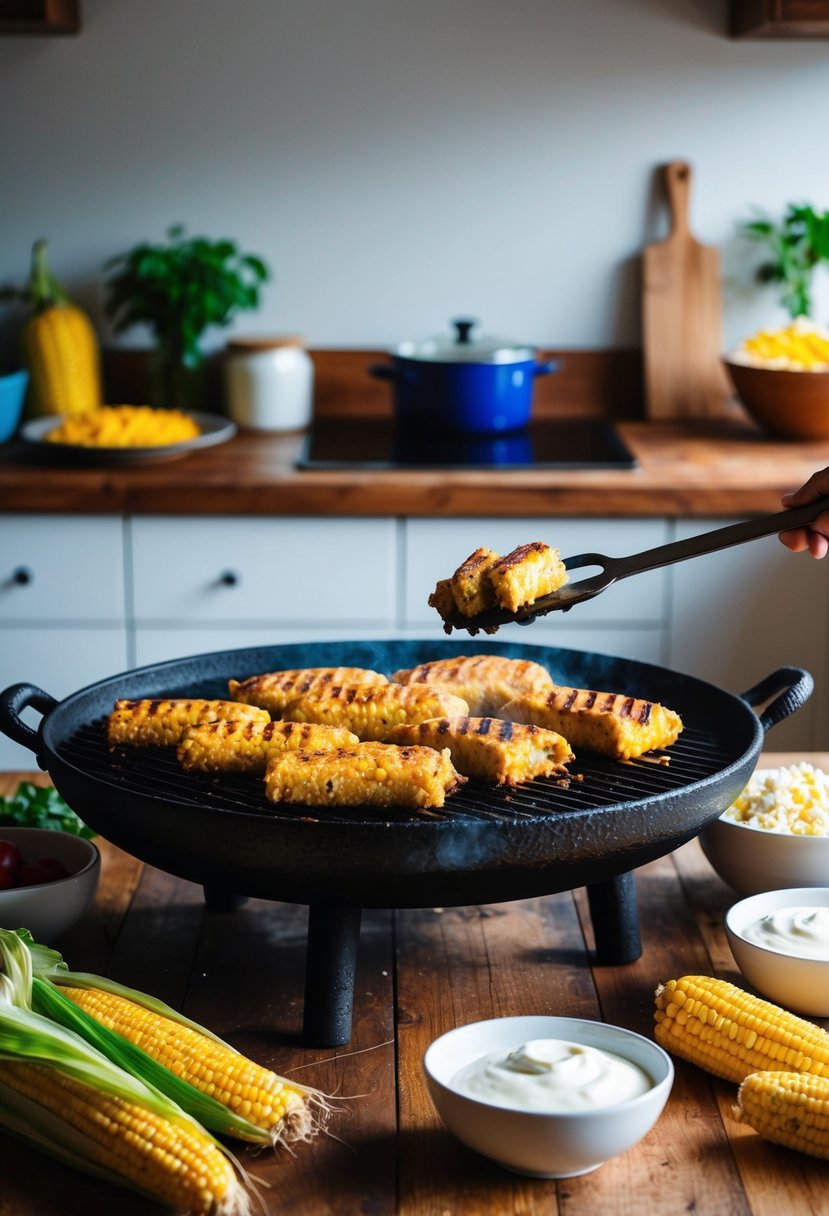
[224,336,314,431]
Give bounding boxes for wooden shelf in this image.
[732,0,829,36]
[0,0,79,33]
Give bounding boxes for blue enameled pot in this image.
[370,318,559,435]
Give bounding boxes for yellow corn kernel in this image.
[58,985,314,1145]
[735,1070,829,1161]
[45,405,200,448]
[0,1060,246,1216]
[228,666,388,716]
[654,976,829,1085]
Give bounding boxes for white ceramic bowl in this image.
[0,828,100,942]
[699,816,829,896]
[725,887,829,1016]
[423,1015,673,1179]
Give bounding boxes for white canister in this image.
[224,336,314,431]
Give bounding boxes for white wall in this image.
[2,0,829,358]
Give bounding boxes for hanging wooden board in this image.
[643,160,731,419]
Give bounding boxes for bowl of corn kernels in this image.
[724,319,829,439]
[700,762,829,895]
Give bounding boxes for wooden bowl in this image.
[724,359,829,440]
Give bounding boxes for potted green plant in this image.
[104,225,270,411]
[741,203,829,319]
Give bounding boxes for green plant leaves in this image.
[741,204,829,320]
[0,782,92,838]
[104,226,270,368]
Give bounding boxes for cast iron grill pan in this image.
[0,638,810,910]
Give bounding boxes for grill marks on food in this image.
[177,718,360,773]
[282,683,469,742]
[387,715,573,785]
[500,685,683,761]
[228,666,388,716]
[393,654,554,717]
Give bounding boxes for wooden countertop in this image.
[2,752,828,1216]
[2,420,829,517]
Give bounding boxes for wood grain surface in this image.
[1,755,827,1215]
[3,420,829,518]
[643,161,732,421]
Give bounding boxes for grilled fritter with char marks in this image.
[450,547,500,618]
[488,542,568,612]
[500,685,683,761]
[228,666,388,716]
[387,716,573,785]
[282,683,468,742]
[392,654,554,717]
[177,718,360,773]
[264,741,466,809]
[107,698,269,749]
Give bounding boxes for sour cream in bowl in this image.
[423,1015,673,1178]
[725,887,829,1016]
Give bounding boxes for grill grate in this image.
[61,716,738,827]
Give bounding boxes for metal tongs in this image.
[445,495,829,634]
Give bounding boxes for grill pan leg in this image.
[586,872,641,964]
[303,904,362,1047]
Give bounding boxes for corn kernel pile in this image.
[722,762,829,835]
[46,405,200,448]
[730,318,829,371]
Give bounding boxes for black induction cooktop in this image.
[297,417,637,470]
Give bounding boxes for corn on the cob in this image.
[387,716,574,785]
[107,698,269,749]
[0,1061,247,1216]
[489,542,569,612]
[654,976,829,1085]
[20,239,103,418]
[265,741,466,809]
[178,718,360,773]
[282,683,469,741]
[735,1070,829,1161]
[228,665,388,716]
[393,654,554,717]
[57,984,315,1146]
[450,547,500,617]
[501,684,683,760]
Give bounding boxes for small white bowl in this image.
[700,815,829,896]
[0,828,100,942]
[423,1015,673,1179]
[725,887,829,1016]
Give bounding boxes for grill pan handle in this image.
[739,667,814,734]
[0,683,57,761]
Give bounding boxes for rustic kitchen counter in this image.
[2,420,829,517]
[2,753,827,1216]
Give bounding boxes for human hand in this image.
[779,467,829,558]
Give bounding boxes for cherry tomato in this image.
[18,857,69,887]
[0,839,23,890]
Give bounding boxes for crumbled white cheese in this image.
[722,762,829,836]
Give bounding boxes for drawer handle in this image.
[218,570,240,588]
[8,566,33,588]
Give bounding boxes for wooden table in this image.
[2,755,828,1216]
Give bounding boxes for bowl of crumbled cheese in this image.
[724,319,829,439]
[699,762,829,895]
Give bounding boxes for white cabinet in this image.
[0,516,127,768]
[129,516,398,665]
[667,519,829,751]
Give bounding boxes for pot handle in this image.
[533,358,561,378]
[0,682,57,760]
[739,666,814,734]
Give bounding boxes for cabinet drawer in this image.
[0,626,128,770]
[0,515,125,623]
[129,517,397,625]
[404,518,670,626]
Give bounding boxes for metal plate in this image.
[20,412,236,465]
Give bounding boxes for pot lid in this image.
[392,318,535,364]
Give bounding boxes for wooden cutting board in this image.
[643,160,731,419]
